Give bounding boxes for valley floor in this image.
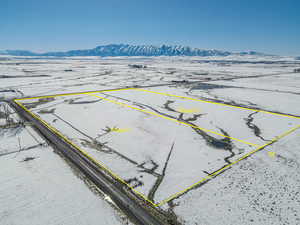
[0,55,299,225]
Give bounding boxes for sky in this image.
[0,0,299,55]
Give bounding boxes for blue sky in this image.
[1,0,299,55]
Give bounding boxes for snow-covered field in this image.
[1,55,300,224]
[0,103,131,225]
[16,86,300,205]
[173,128,300,225]
[0,55,298,99]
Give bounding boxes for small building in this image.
[294,68,300,73]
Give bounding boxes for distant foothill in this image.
[0,44,265,57]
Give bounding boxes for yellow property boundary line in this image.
[14,88,300,207]
[13,98,155,207]
[15,87,300,120]
[136,88,300,120]
[86,93,258,147]
[14,88,137,101]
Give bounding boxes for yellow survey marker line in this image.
[156,124,300,206]
[86,93,259,147]
[135,89,300,120]
[13,99,158,208]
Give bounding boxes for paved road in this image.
[10,101,169,225]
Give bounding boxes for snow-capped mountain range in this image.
[0,44,265,57]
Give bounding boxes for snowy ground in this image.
[0,55,299,99]
[16,87,300,206]
[173,129,300,225]
[1,55,300,224]
[0,103,131,225]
